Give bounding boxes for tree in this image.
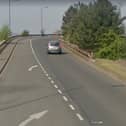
[62,0,126,59]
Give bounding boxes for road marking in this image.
[62,96,68,102]
[54,85,58,89]
[48,77,51,80]
[28,65,38,71]
[58,89,62,94]
[51,80,54,84]
[76,113,84,121]
[30,40,46,73]
[91,120,103,125]
[46,74,48,77]
[19,110,48,126]
[43,71,47,74]
[69,104,75,110]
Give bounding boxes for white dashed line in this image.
[43,71,47,74]
[48,77,51,80]
[58,89,62,94]
[51,80,54,84]
[54,85,58,89]
[62,96,68,102]
[45,74,49,77]
[76,113,84,121]
[69,104,75,110]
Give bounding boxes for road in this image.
[0,36,89,126]
[0,36,126,126]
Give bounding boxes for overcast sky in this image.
[0,1,126,34]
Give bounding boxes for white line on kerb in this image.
[54,85,58,89]
[62,96,68,102]
[69,104,75,110]
[30,40,46,72]
[58,89,62,94]
[76,113,84,121]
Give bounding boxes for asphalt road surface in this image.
[0,37,89,126]
[0,36,126,126]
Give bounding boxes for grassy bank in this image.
[95,59,126,81]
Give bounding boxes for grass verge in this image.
[95,59,126,81]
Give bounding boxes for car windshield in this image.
[50,42,59,46]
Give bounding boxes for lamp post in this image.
[8,0,20,35]
[9,0,11,34]
[41,6,48,36]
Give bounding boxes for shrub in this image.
[0,25,11,41]
[21,30,29,36]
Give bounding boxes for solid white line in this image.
[54,85,58,89]
[69,104,75,110]
[30,40,46,72]
[62,96,68,102]
[58,89,62,94]
[51,80,54,84]
[76,113,84,121]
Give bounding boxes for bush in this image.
[95,30,126,60]
[0,25,11,41]
[21,30,29,36]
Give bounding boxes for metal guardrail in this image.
[0,40,8,54]
[59,38,94,59]
[0,35,21,55]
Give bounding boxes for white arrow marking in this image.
[30,110,48,119]
[28,65,38,71]
[19,110,48,126]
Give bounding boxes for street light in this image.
[8,0,20,35]
[9,0,11,34]
[40,6,48,36]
